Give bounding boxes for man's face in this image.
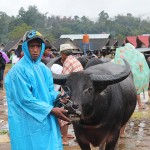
[44,48,51,56]
[28,40,42,61]
[61,53,67,63]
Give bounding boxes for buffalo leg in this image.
[73,124,91,150]
[105,130,120,150]
[76,139,91,150]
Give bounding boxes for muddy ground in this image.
[1,90,150,150]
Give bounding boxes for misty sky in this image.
[1,0,150,19]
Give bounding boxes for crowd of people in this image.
[1,30,150,149]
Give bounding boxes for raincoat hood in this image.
[22,41,45,64]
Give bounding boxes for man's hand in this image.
[54,95,70,107]
[51,107,71,122]
[59,96,70,104]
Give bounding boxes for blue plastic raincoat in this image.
[4,41,63,150]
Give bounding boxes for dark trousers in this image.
[0,69,4,90]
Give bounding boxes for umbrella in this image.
[114,43,150,94]
[0,50,10,63]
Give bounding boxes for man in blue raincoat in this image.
[4,30,70,150]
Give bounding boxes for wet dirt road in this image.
[0,90,150,150]
[64,104,150,150]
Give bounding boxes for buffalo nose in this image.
[72,103,79,109]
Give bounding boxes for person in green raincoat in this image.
[114,43,150,138]
[4,30,70,150]
[114,43,150,109]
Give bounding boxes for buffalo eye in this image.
[83,86,93,94]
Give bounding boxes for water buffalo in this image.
[48,59,137,150]
[84,57,104,69]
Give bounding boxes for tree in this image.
[18,6,47,29]
[73,15,80,21]
[98,11,109,22]
[1,7,150,44]
[18,7,26,18]
[8,23,32,40]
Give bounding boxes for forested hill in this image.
[0,5,150,44]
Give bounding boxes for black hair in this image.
[45,40,52,49]
[45,44,52,49]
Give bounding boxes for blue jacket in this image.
[5,41,63,150]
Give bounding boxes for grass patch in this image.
[0,130,8,135]
[4,64,12,76]
[131,111,150,119]
[5,64,12,71]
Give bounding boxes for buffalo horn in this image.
[46,57,61,68]
[89,59,131,85]
[52,73,69,85]
[46,57,68,85]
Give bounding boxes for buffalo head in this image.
[49,59,131,121]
